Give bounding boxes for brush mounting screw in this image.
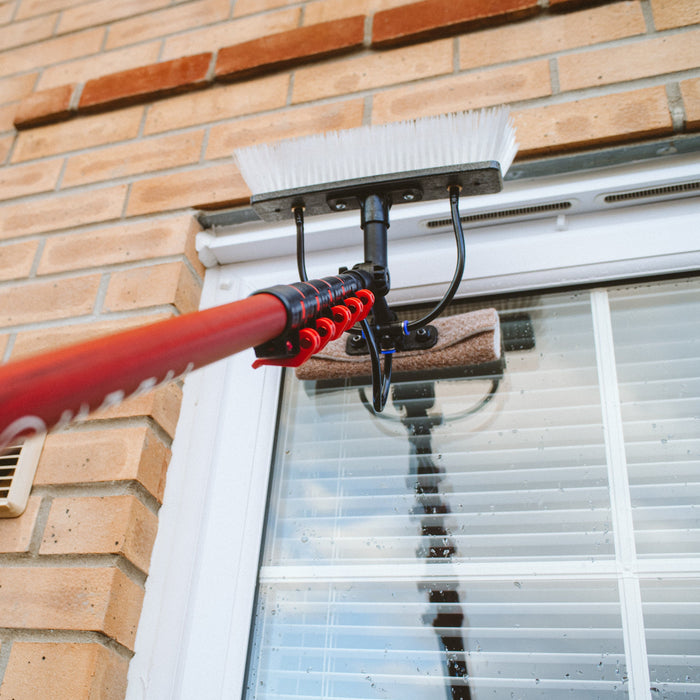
[402,192,416,202]
[415,327,433,344]
[350,334,365,349]
[333,200,348,211]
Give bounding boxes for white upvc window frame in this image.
[126,153,700,700]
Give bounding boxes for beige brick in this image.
[62,130,204,188]
[38,214,198,274]
[12,106,143,162]
[37,425,170,501]
[303,0,407,25]
[0,102,17,132]
[41,495,158,573]
[650,0,700,30]
[0,496,41,553]
[126,162,249,215]
[234,0,301,16]
[0,239,39,282]
[460,1,645,69]
[106,0,230,50]
[681,77,700,128]
[0,185,127,240]
[0,274,100,327]
[0,2,15,24]
[559,29,700,91]
[104,261,201,315]
[0,72,37,106]
[98,382,182,438]
[513,86,673,156]
[0,12,57,51]
[206,99,365,159]
[11,313,173,359]
[292,39,453,104]
[372,60,551,123]
[0,642,128,700]
[144,73,289,134]
[0,27,104,79]
[0,135,11,164]
[16,0,92,20]
[58,0,169,34]
[160,7,301,60]
[0,158,62,201]
[0,567,143,649]
[36,41,161,91]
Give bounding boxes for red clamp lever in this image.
[355,289,375,321]
[314,317,335,352]
[252,327,321,369]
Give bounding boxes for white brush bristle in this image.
[235,107,518,196]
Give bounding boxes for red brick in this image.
[0,642,128,700]
[372,0,539,47]
[216,16,365,81]
[513,86,673,156]
[79,54,213,114]
[13,83,77,129]
[41,495,158,574]
[681,77,700,129]
[0,567,144,649]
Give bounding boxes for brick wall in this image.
[0,0,698,696]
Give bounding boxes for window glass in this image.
[245,276,700,699]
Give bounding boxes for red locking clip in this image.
[355,289,375,321]
[314,317,335,352]
[329,304,353,339]
[252,327,321,369]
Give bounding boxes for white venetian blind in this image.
[244,276,700,700]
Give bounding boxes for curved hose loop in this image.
[359,317,392,412]
[294,206,308,282]
[405,185,466,333]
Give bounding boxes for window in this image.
[244,277,699,699]
[126,152,700,700]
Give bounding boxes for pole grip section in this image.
[0,294,287,448]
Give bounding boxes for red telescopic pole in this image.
[0,294,288,449]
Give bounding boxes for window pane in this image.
[246,289,626,699]
[609,277,700,558]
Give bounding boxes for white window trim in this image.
[126,154,700,700]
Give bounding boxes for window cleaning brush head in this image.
[234,107,518,221]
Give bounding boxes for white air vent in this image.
[603,179,700,203]
[424,200,572,229]
[0,433,45,517]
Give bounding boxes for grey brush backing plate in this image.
[251,161,503,221]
